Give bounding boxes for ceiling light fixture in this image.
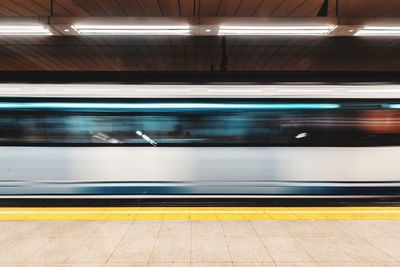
[72,25,191,35]
[355,26,400,36]
[218,25,336,36]
[0,25,52,35]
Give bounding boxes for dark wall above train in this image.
[1,71,400,83]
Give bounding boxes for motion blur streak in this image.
[1,95,400,197]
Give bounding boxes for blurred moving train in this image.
[1,83,400,197]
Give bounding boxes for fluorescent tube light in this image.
[218,25,336,36]
[355,26,400,36]
[0,102,340,110]
[207,89,263,92]
[72,25,190,35]
[0,25,52,35]
[135,89,192,92]
[348,89,400,93]
[278,89,334,92]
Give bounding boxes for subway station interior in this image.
[1,0,400,266]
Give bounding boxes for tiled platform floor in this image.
[0,220,399,267]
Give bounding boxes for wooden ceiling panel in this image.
[54,0,88,16]
[252,0,287,16]
[114,0,143,16]
[157,0,180,16]
[339,0,400,17]
[13,0,49,15]
[289,0,324,16]
[96,0,127,16]
[65,0,109,16]
[0,0,45,16]
[135,0,162,16]
[270,0,316,16]
[0,0,398,17]
[179,0,194,16]
[230,0,263,16]
[217,0,242,16]
[199,0,221,16]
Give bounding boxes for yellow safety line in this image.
[0,207,399,220]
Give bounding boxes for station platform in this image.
[0,207,399,266]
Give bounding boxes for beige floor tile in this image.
[0,222,41,246]
[108,237,156,263]
[361,236,400,261]
[338,221,389,237]
[306,221,358,238]
[222,221,258,238]
[22,221,77,239]
[275,263,319,267]
[148,263,190,266]
[354,262,400,267]
[59,229,94,241]
[92,221,132,238]
[226,237,272,263]
[261,237,313,262]
[2,264,63,267]
[27,235,88,263]
[66,237,122,263]
[125,221,162,238]
[318,262,361,267]
[62,263,105,267]
[279,221,325,238]
[367,221,400,237]
[0,221,24,232]
[296,237,353,262]
[191,221,225,238]
[251,221,291,237]
[0,236,50,263]
[329,236,395,262]
[191,237,231,263]
[68,221,105,233]
[105,263,148,267]
[150,237,191,263]
[192,263,233,267]
[158,221,191,238]
[233,263,276,267]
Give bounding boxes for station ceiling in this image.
[0,0,399,71]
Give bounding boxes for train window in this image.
[1,99,400,146]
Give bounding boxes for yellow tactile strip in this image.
[0,207,400,220]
